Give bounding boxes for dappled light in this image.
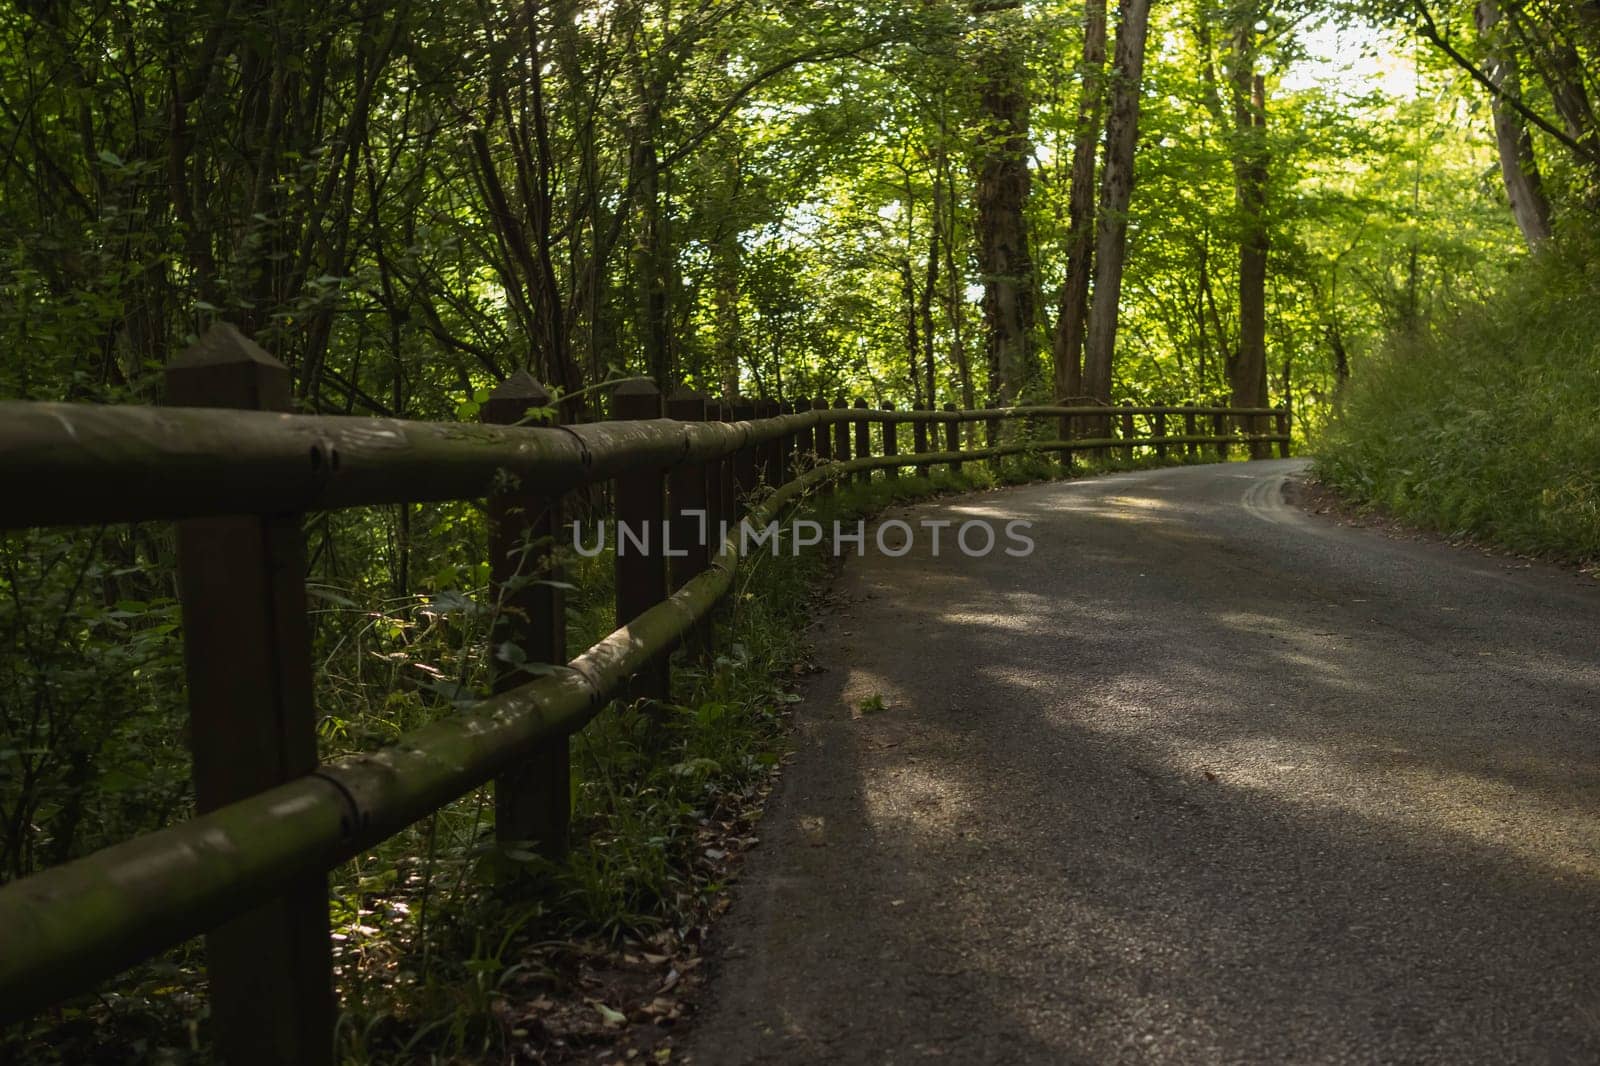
[692,462,1600,1062]
[3,0,1597,1058]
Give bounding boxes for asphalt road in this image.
[684,459,1600,1065]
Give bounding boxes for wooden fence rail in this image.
[0,324,1291,1063]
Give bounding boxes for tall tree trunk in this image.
[1082,0,1152,425]
[974,11,1038,420]
[637,115,672,385]
[1052,0,1107,417]
[937,142,977,435]
[713,230,741,400]
[1477,0,1554,246]
[902,258,924,408]
[921,231,940,408]
[1228,27,1271,457]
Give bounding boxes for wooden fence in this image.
[0,324,1290,1063]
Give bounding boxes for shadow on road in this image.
[687,462,1600,1065]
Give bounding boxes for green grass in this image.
[1314,238,1600,565]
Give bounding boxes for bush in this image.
[1314,236,1600,564]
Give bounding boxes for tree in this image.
[1225,10,1272,454]
[1474,0,1553,247]
[1083,0,1154,415]
[973,3,1040,418]
[1052,0,1109,413]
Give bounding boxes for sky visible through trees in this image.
[4,0,1593,427]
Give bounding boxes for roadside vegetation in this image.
[6,0,1600,1058]
[0,457,1093,1064]
[1314,236,1600,566]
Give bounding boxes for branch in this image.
[1413,0,1597,162]
[658,42,870,173]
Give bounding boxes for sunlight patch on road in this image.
[1073,671,1600,884]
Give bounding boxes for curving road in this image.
[684,460,1600,1065]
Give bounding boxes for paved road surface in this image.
[684,460,1600,1065]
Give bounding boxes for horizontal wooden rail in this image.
[0,431,857,1017]
[0,323,1293,1058]
[0,402,1283,530]
[0,431,1291,1017]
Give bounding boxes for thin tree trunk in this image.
[1082,0,1152,425]
[637,117,672,385]
[1052,0,1107,418]
[902,258,924,408]
[921,205,940,408]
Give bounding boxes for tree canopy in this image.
[5,0,1591,422]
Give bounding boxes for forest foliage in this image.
[2,0,1599,1057]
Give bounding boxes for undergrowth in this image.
[1,445,1200,1064]
[1314,237,1600,565]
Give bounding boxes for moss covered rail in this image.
[0,324,1290,1064]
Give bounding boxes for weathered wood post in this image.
[1213,411,1230,461]
[165,323,334,1066]
[1057,405,1075,473]
[853,398,871,484]
[613,379,670,704]
[882,403,899,480]
[732,398,757,514]
[1121,402,1136,463]
[483,372,569,861]
[704,401,725,546]
[780,400,798,483]
[943,402,961,473]
[757,398,780,487]
[667,388,713,660]
[832,396,851,487]
[1275,405,1291,458]
[912,407,930,477]
[715,401,736,530]
[1250,409,1272,460]
[1154,410,1168,460]
[813,395,833,495]
[1184,404,1199,459]
[793,400,814,474]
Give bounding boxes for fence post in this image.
[1154,410,1168,460]
[732,398,757,514]
[943,402,961,473]
[703,401,723,546]
[1184,404,1198,459]
[757,398,780,487]
[832,396,851,485]
[882,403,899,480]
[165,323,333,1066]
[667,388,713,660]
[853,398,871,484]
[481,372,569,859]
[792,399,812,475]
[912,407,930,476]
[1120,402,1136,463]
[780,400,798,483]
[813,395,833,494]
[1276,405,1291,458]
[613,379,669,704]
[714,401,736,529]
[1213,411,1230,461]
